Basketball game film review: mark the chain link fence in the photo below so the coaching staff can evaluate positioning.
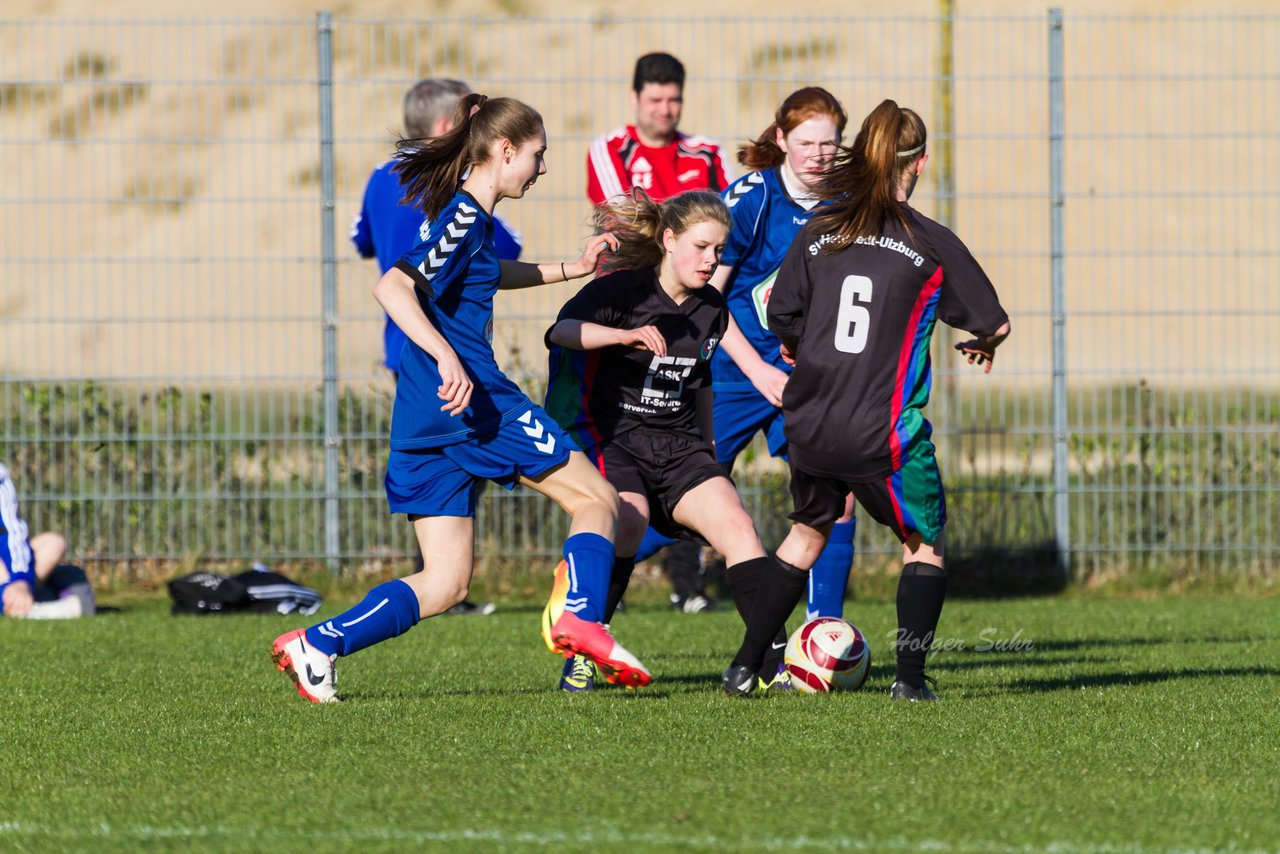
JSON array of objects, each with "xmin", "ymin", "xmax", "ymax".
[{"xmin": 1, "ymin": 12, "xmax": 1276, "ymax": 582}]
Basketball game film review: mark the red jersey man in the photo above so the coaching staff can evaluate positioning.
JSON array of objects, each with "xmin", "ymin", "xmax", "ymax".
[{"xmin": 587, "ymin": 52, "xmax": 732, "ymax": 205}]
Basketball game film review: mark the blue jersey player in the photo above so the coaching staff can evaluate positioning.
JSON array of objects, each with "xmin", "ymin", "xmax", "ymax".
[
  {"xmin": 639, "ymin": 88, "xmax": 859, "ymax": 621},
  {"xmin": 351, "ymin": 79, "xmax": 518, "ymax": 618},
  {"xmin": 351, "ymin": 79, "xmax": 524, "ymax": 377},
  {"xmin": 2, "ymin": 463, "xmax": 93, "ymax": 619},
  {"xmin": 271, "ymin": 94, "xmax": 651, "ymax": 702}
]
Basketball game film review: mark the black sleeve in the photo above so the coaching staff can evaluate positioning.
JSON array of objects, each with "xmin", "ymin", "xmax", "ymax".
[
  {"xmin": 926, "ymin": 221, "xmax": 1009, "ymax": 337},
  {"xmin": 766, "ymin": 229, "xmax": 814, "ymax": 341},
  {"xmin": 544, "ymin": 274, "xmax": 631, "ymax": 348}
]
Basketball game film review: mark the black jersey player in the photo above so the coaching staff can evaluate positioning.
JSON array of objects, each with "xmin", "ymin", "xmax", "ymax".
[
  {"xmin": 546, "ymin": 189, "xmax": 794, "ymax": 693},
  {"xmin": 722, "ymin": 100, "xmax": 1011, "ymax": 701}
]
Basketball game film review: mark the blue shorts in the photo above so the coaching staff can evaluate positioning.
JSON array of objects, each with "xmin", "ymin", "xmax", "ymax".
[
  {"xmin": 712, "ymin": 389, "xmax": 788, "ymax": 468},
  {"xmin": 385, "ymin": 406, "xmax": 572, "ymax": 517}
]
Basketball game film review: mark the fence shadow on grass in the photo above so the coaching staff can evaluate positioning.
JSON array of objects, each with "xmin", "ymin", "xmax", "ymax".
[
  {"xmin": 998, "ymin": 664, "xmax": 1280, "ymax": 695},
  {"xmin": 1018, "ymin": 635, "xmax": 1278, "ymax": 652},
  {"xmin": 945, "ymin": 542, "xmax": 1067, "ymax": 599}
]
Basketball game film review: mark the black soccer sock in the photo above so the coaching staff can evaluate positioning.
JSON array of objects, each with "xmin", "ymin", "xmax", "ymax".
[
  {"xmin": 663, "ymin": 540, "xmax": 702, "ymax": 601},
  {"xmin": 603, "ymin": 556, "xmax": 637, "ymax": 623},
  {"xmin": 728, "ymin": 556, "xmax": 790, "ymax": 673},
  {"xmin": 895, "ymin": 562, "xmax": 948, "ymax": 688},
  {"xmin": 730, "ymin": 557, "xmax": 808, "ymax": 672},
  {"xmin": 727, "ymin": 556, "xmax": 766, "ymax": 623}
]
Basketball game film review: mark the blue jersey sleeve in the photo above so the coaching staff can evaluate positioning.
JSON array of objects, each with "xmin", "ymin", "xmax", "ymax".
[
  {"xmin": 350, "ymin": 175, "xmax": 376, "ymax": 259},
  {"xmin": 493, "ymin": 214, "xmax": 523, "ymax": 261},
  {"xmin": 0, "ymin": 465, "xmax": 35, "ymax": 591},
  {"xmin": 720, "ymin": 172, "xmax": 767, "ymax": 268},
  {"xmin": 767, "ymin": 229, "xmax": 814, "ymax": 342},
  {"xmin": 393, "ymin": 200, "xmax": 485, "ymax": 301}
]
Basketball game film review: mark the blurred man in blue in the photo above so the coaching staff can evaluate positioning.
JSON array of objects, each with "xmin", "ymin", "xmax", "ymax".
[{"xmin": 352, "ymin": 78, "xmax": 523, "ymax": 379}]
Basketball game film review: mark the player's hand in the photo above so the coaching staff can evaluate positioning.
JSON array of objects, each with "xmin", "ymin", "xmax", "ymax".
[
  {"xmin": 2, "ymin": 580, "xmax": 34, "ymax": 617},
  {"xmin": 748, "ymin": 363, "xmax": 789, "ymax": 407},
  {"xmin": 779, "ymin": 342, "xmax": 797, "ymax": 367},
  {"xmin": 568, "ymin": 232, "xmax": 621, "ymax": 278},
  {"xmin": 954, "ymin": 339, "xmax": 997, "ymax": 373},
  {"xmin": 436, "ymin": 354, "xmax": 474, "ymax": 416},
  {"xmin": 615, "ymin": 325, "xmax": 667, "ymax": 356}
]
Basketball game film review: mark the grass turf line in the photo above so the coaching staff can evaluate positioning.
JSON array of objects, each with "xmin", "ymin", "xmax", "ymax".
[{"xmin": 1, "ymin": 595, "xmax": 1277, "ymax": 853}]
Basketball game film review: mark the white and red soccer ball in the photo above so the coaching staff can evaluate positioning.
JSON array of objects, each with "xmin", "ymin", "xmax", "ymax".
[{"xmin": 784, "ymin": 617, "xmax": 871, "ymax": 693}]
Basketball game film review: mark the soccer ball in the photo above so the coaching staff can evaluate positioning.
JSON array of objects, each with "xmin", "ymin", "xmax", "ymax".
[{"xmin": 784, "ymin": 617, "xmax": 871, "ymax": 693}]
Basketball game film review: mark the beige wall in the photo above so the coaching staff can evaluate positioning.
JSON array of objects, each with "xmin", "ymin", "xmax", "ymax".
[{"xmin": 3, "ymin": 1, "xmax": 1277, "ymax": 392}]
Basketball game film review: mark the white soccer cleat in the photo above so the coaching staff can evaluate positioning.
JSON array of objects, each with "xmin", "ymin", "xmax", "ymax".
[
  {"xmin": 20, "ymin": 584, "xmax": 95, "ymax": 620},
  {"xmin": 23, "ymin": 597, "xmax": 83, "ymax": 620},
  {"xmin": 271, "ymin": 629, "xmax": 339, "ymax": 703}
]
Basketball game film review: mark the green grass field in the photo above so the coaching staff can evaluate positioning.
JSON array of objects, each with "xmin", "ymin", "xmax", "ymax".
[{"xmin": 3, "ymin": 593, "xmax": 1278, "ymax": 853}]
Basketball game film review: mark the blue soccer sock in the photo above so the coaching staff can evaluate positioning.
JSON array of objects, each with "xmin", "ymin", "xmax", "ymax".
[
  {"xmin": 563, "ymin": 531, "xmax": 614, "ymax": 624},
  {"xmin": 633, "ymin": 526, "xmax": 678, "ymax": 563},
  {"xmin": 807, "ymin": 517, "xmax": 856, "ymax": 620},
  {"xmin": 305, "ymin": 579, "xmax": 421, "ymax": 658}
]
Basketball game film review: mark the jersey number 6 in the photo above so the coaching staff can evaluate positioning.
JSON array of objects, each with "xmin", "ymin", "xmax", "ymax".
[{"xmin": 834, "ymin": 274, "xmax": 872, "ymax": 354}]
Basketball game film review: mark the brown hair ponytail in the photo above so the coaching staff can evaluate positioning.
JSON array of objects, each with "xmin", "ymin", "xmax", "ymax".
[
  {"xmin": 738, "ymin": 86, "xmax": 847, "ymax": 171},
  {"xmin": 809, "ymin": 99, "xmax": 926, "ymax": 248},
  {"xmin": 392, "ymin": 94, "xmax": 544, "ymax": 222}
]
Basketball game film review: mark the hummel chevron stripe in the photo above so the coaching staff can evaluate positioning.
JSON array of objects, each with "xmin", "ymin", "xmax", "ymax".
[
  {"xmin": 725, "ymin": 172, "xmax": 764, "ymax": 208},
  {"xmin": 417, "ymin": 204, "xmax": 478, "ymax": 282}
]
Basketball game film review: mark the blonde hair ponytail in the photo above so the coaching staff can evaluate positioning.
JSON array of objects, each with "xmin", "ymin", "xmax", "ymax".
[
  {"xmin": 809, "ymin": 99, "xmax": 926, "ymax": 248},
  {"xmin": 593, "ymin": 189, "xmax": 731, "ymax": 274}
]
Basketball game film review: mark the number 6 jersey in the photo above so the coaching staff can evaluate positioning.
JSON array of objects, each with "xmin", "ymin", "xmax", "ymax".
[
  {"xmin": 545, "ymin": 268, "xmax": 728, "ymax": 450},
  {"xmin": 768, "ymin": 204, "xmax": 1009, "ymax": 482}
]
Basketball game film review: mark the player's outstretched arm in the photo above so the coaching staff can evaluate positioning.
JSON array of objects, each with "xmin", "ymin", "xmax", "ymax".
[
  {"xmin": 954, "ymin": 320, "xmax": 1011, "ymax": 374},
  {"xmin": 706, "ymin": 264, "xmax": 788, "ymax": 406},
  {"xmin": 498, "ymin": 233, "xmax": 620, "ymax": 290},
  {"xmin": 548, "ymin": 321, "xmax": 667, "ymax": 355},
  {"xmin": 724, "ymin": 314, "xmax": 788, "ymax": 407},
  {"xmin": 372, "ymin": 267, "xmax": 473, "ymax": 414}
]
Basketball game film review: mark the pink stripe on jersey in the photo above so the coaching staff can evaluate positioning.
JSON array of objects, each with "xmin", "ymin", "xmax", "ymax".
[
  {"xmin": 888, "ymin": 266, "xmax": 944, "ymax": 470},
  {"xmin": 581, "ymin": 350, "xmax": 608, "ymax": 474}
]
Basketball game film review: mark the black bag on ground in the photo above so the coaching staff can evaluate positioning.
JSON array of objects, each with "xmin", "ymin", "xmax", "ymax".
[
  {"xmin": 168, "ymin": 572, "xmax": 250, "ymax": 615},
  {"xmin": 168, "ymin": 567, "xmax": 323, "ymax": 616},
  {"xmin": 233, "ymin": 568, "xmax": 323, "ymax": 616}
]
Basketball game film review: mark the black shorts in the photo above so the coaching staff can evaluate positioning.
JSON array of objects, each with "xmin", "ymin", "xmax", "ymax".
[
  {"xmin": 596, "ymin": 427, "xmax": 729, "ymax": 542},
  {"xmin": 788, "ymin": 443, "xmax": 947, "ymax": 544}
]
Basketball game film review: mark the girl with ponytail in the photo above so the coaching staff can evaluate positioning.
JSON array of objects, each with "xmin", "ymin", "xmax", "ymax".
[
  {"xmin": 691, "ymin": 86, "xmax": 860, "ymax": 644},
  {"xmin": 724, "ymin": 100, "xmax": 1012, "ymax": 702},
  {"xmin": 542, "ymin": 189, "xmax": 796, "ymax": 693},
  {"xmin": 271, "ymin": 94, "xmax": 653, "ymax": 704},
  {"xmin": 629, "ymin": 88, "xmax": 857, "ymax": 675}
]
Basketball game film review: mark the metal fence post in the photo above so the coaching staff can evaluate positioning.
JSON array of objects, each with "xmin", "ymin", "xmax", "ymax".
[
  {"xmin": 317, "ymin": 11, "xmax": 340, "ymax": 574},
  {"xmin": 1048, "ymin": 8, "xmax": 1070, "ymax": 577},
  {"xmin": 935, "ymin": 0, "xmax": 955, "ymax": 232},
  {"xmin": 933, "ymin": 0, "xmax": 957, "ymax": 447}
]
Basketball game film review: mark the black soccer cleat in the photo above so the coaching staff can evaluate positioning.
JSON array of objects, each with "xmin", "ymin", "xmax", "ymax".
[
  {"xmin": 889, "ymin": 678, "xmax": 941, "ymax": 702},
  {"xmin": 443, "ymin": 598, "xmax": 496, "ymax": 616},
  {"xmin": 722, "ymin": 665, "xmax": 759, "ymax": 698}
]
